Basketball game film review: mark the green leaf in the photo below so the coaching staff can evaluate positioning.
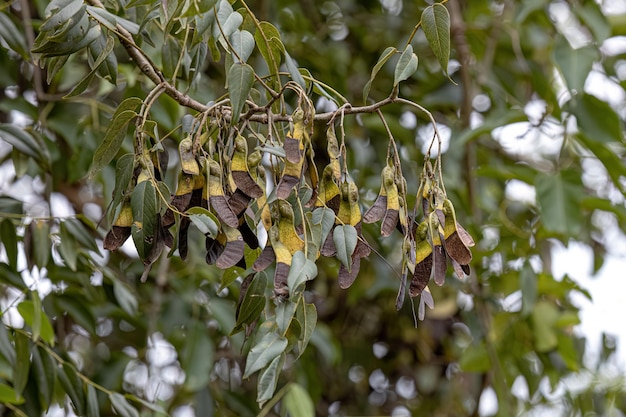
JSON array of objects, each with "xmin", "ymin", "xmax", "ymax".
[
  {"xmin": 0, "ymin": 264, "xmax": 26, "ymax": 290},
  {"xmin": 17, "ymin": 299, "xmax": 55, "ymax": 345},
  {"xmin": 54, "ymin": 294, "xmax": 97, "ymax": 336},
  {"xmin": 0, "ymin": 13, "xmax": 29, "ymax": 59},
  {"xmin": 0, "ymin": 323, "xmax": 16, "ymax": 366},
  {"xmin": 363, "ymin": 46, "xmax": 397, "ymax": 103},
  {"xmin": 393, "ymin": 44, "xmax": 418, "ymax": 86},
  {"xmin": 65, "ymin": 33, "xmax": 116, "ymax": 97},
  {"xmin": 311, "ymin": 207, "xmax": 336, "ymax": 248},
  {"xmin": 88, "ymin": 97, "xmax": 142, "ymax": 178},
  {"xmin": 181, "ymin": 321, "xmax": 214, "ymax": 391},
  {"xmin": 287, "ymin": 251, "xmax": 318, "ymax": 297},
  {"xmin": 574, "ymin": 2, "xmax": 611, "ymax": 43},
  {"xmin": 531, "ymin": 301, "xmax": 559, "ymax": 352},
  {"xmin": 553, "ymin": 36, "xmax": 598, "ymax": 93},
  {"xmin": 86, "ymin": 5, "xmax": 140, "ymax": 34},
  {"xmin": 283, "ymin": 383, "xmax": 314, "ymax": 417},
  {"xmin": 58, "ymin": 363, "xmax": 85, "ymax": 415},
  {"xmin": 0, "ymin": 124, "xmax": 50, "ymax": 168},
  {"xmin": 254, "ymin": 21, "xmax": 283, "ymax": 76},
  {"xmin": 557, "ymin": 334, "xmax": 580, "ymax": 371},
  {"xmin": 63, "ymin": 218, "xmax": 99, "ymax": 253},
  {"xmin": 520, "ymin": 263, "xmax": 537, "ymax": 316},
  {"xmin": 229, "ymin": 29, "xmax": 255, "ymax": 63},
  {"xmin": 109, "ymin": 393, "xmax": 139, "ymax": 417},
  {"xmin": 284, "ymin": 51, "xmax": 306, "ymax": 89},
  {"xmin": 13, "ymin": 331, "xmax": 30, "ymax": 397},
  {"xmin": 162, "ymin": 37, "xmax": 181, "ymax": 80},
  {"xmin": 40, "ymin": 0, "xmax": 84, "ymax": 33},
  {"xmin": 86, "ymin": 384, "xmax": 100, "ymax": 417},
  {"xmin": 576, "ymin": 134, "xmax": 626, "ymax": 191},
  {"xmin": 58, "ymin": 222, "xmax": 78, "ymax": 271},
  {"xmin": 0, "ymin": 383, "xmax": 24, "ymax": 405},
  {"xmin": 535, "ymin": 170, "xmax": 583, "ymax": 236},
  {"xmin": 113, "ymin": 279, "xmax": 138, "ymax": 315},
  {"xmin": 295, "ymin": 302, "xmax": 317, "ymax": 358},
  {"xmin": 227, "ymin": 62, "xmax": 255, "ymax": 125},
  {"xmin": 333, "ymin": 225, "xmax": 357, "ymax": 271},
  {"xmin": 0, "ymin": 219, "xmax": 18, "ymax": 267},
  {"xmin": 421, "ymin": 3, "xmax": 450, "ymax": 75},
  {"xmin": 276, "ymin": 300, "xmax": 298, "ymax": 334},
  {"xmin": 187, "ymin": 207, "xmax": 219, "ymax": 237},
  {"xmin": 569, "ymin": 93, "xmax": 623, "ymax": 144},
  {"xmin": 131, "ymin": 180, "xmax": 159, "ymax": 262},
  {"xmin": 32, "ymin": 346, "xmax": 56, "ymax": 408},
  {"xmin": 256, "ymin": 354, "xmax": 284, "ymax": 406},
  {"xmin": 459, "ymin": 343, "xmax": 490, "ymax": 372},
  {"xmin": 30, "ymin": 220, "xmax": 51, "ymax": 268},
  {"xmin": 232, "ymin": 272, "xmax": 267, "ymax": 335},
  {"xmin": 111, "ymin": 153, "xmax": 136, "ymax": 214},
  {"xmin": 244, "ymin": 330, "xmax": 288, "ymax": 378}
]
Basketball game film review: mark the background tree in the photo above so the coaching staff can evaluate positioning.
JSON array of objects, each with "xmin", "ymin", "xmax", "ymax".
[{"xmin": 1, "ymin": 0, "xmax": 625, "ymax": 416}]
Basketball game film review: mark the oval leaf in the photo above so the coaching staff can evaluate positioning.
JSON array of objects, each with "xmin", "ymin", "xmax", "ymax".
[
  {"xmin": 228, "ymin": 62, "xmax": 255, "ymax": 124},
  {"xmin": 333, "ymin": 224, "xmax": 358, "ymax": 271},
  {"xmin": 421, "ymin": 3, "xmax": 450, "ymax": 75},
  {"xmin": 244, "ymin": 331, "xmax": 288, "ymax": 378},
  {"xmin": 393, "ymin": 44, "xmax": 418, "ymax": 86}
]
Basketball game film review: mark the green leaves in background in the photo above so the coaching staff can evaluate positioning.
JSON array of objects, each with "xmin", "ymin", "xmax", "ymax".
[
  {"xmin": 535, "ymin": 169, "xmax": 583, "ymax": 236},
  {"xmin": 421, "ymin": 3, "xmax": 451, "ymax": 75},
  {"xmin": 17, "ymin": 298, "xmax": 55, "ymax": 345},
  {"xmin": 0, "ymin": 124, "xmax": 51, "ymax": 170},
  {"xmin": 553, "ymin": 36, "xmax": 598, "ymax": 93},
  {"xmin": 89, "ymin": 97, "xmax": 142, "ymax": 178}
]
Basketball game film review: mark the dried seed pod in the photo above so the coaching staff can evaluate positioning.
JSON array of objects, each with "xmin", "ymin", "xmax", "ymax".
[
  {"xmin": 179, "ymin": 136, "xmax": 200, "ymax": 175},
  {"xmin": 315, "ymin": 165, "xmax": 340, "ymax": 213},
  {"xmin": 230, "ymin": 134, "xmax": 263, "ymax": 198},
  {"xmin": 205, "ymin": 159, "xmax": 238, "ymax": 228},
  {"xmin": 410, "ymin": 221, "xmax": 433, "ymax": 297}
]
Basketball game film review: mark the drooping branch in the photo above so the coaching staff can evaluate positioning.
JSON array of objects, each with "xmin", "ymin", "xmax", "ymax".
[{"xmin": 84, "ymin": 0, "xmax": 423, "ymax": 125}]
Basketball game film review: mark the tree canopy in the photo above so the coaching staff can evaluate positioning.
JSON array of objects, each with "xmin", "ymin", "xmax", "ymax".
[{"xmin": 1, "ymin": 0, "xmax": 626, "ymax": 416}]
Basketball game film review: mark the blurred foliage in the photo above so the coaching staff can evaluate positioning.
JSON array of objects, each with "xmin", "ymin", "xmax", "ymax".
[{"xmin": 1, "ymin": 0, "xmax": 626, "ymax": 416}]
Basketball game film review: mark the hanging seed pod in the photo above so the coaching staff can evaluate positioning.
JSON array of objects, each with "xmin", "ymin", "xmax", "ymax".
[
  {"xmin": 215, "ymin": 224, "xmax": 245, "ymax": 269},
  {"xmin": 336, "ymin": 181, "xmax": 370, "ymax": 289},
  {"xmin": 428, "ymin": 211, "xmax": 447, "ymax": 286},
  {"xmin": 410, "ymin": 220, "xmax": 433, "ymax": 297},
  {"xmin": 230, "ymin": 134, "xmax": 263, "ymax": 198},
  {"xmin": 326, "ymin": 124, "xmax": 342, "ymax": 182},
  {"xmin": 269, "ymin": 226, "xmax": 291, "ymax": 299},
  {"xmin": 179, "ymin": 136, "xmax": 200, "ymax": 175},
  {"xmin": 103, "ymin": 202, "xmax": 133, "ymax": 250},
  {"xmin": 441, "ymin": 199, "xmax": 473, "ymax": 278},
  {"xmin": 315, "ymin": 165, "xmax": 340, "ymax": 213},
  {"xmin": 205, "ymin": 159, "xmax": 238, "ymax": 228},
  {"xmin": 276, "ymin": 109, "xmax": 306, "ymax": 199}
]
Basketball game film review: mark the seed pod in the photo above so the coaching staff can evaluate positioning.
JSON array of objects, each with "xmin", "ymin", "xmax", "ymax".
[
  {"xmin": 315, "ymin": 165, "xmax": 340, "ymax": 213},
  {"xmin": 276, "ymin": 109, "xmax": 306, "ymax": 199},
  {"xmin": 179, "ymin": 137, "xmax": 200, "ymax": 175},
  {"xmin": 230, "ymin": 134, "xmax": 263, "ymax": 198},
  {"xmin": 410, "ymin": 221, "xmax": 433, "ymax": 297},
  {"xmin": 205, "ymin": 159, "xmax": 238, "ymax": 228}
]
